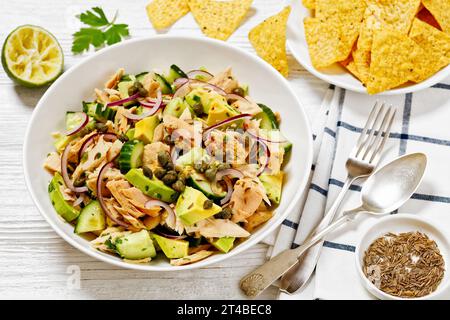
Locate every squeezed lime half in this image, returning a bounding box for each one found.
[2,25,64,87]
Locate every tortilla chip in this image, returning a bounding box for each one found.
[409,18,450,81]
[304,17,347,69]
[146,0,189,30]
[366,27,427,94]
[249,6,291,77]
[315,0,367,61]
[422,0,450,34]
[188,0,253,40]
[302,0,315,10]
[367,0,421,34]
[345,61,363,82]
[352,11,382,84]
[417,7,442,31]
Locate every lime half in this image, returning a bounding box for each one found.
[2,25,64,87]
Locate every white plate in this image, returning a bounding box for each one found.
[356,214,450,300]
[286,0,450,95]
[23,35,313,271]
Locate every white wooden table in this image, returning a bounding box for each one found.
[0,0,327,299]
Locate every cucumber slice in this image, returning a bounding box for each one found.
[116,230,156,260]
[163,97,188,118]
[125,128,135,140]
[135,72,148,83]
[255,103,279,130]
[74,200,105,234]
[82,102,116,122]
[187,172,227,201]
[164,64,187,84]
[65,112,86,132]
[154,73,172,94]
[119,140,144,173]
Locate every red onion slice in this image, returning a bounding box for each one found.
[216,168,244,181]
[139,88,162,109]
[226,93,249,105]
[66,112,89,136]
[203,113,252,139]
[97,162,130,228]
[255,140,271,176]
[173,79,226,99]
[155,229,187,240]
[173,77,189,90]
[106,93,140,107]
[173,80,193,99]
[61,143,89,193]
[220,176,233,205]
[170,147,179,164]
[145,200,177,231]
[187,70,213,81]
[72,194,85,207]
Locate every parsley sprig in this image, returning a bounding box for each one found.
[72,7,129,54]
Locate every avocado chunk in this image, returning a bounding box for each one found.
[134,115,159,144]
[151,233,189,259]
[175,187,222,225]
[116,230,156,260]
[259,172,284,204]
[48,173,80,222]
[125,168,179,203]
[210,237,235,253]
[185,87,223,114]
[206,100,239,126]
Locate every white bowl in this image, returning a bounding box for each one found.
[356,214,450,300]
[23,35,313,271]
[286,0,450,95]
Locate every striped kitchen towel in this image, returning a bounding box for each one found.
[272,80,450,299]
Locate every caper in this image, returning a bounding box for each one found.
[232,87,245,97]
[143,166,153,179]
[73,174,86,188]
[118,133,129,142]
[165,161,175,171]
[194,162,204,172]
[214,207,232,219]
[135,81,143,89]
[194,161,208,173]
[128,84,138,96]
[157,151,170,167]
[172,180,186,193]
[95,123,108,133]
[138,87,148,97]
[162,171,178,186]
[205,167,217,181]
[154,167,167,180]
[163,134,174,145]
[192,103,204,116]
[203,199,214,210]
[177,173,187,183]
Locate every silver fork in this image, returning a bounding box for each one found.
[240,101,397,298]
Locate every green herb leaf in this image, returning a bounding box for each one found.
[72,7,129,54]
[72,28,105,54]
[104,24,129,45]
[78,7,109,27]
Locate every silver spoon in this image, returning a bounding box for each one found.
[240,152,427,298]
